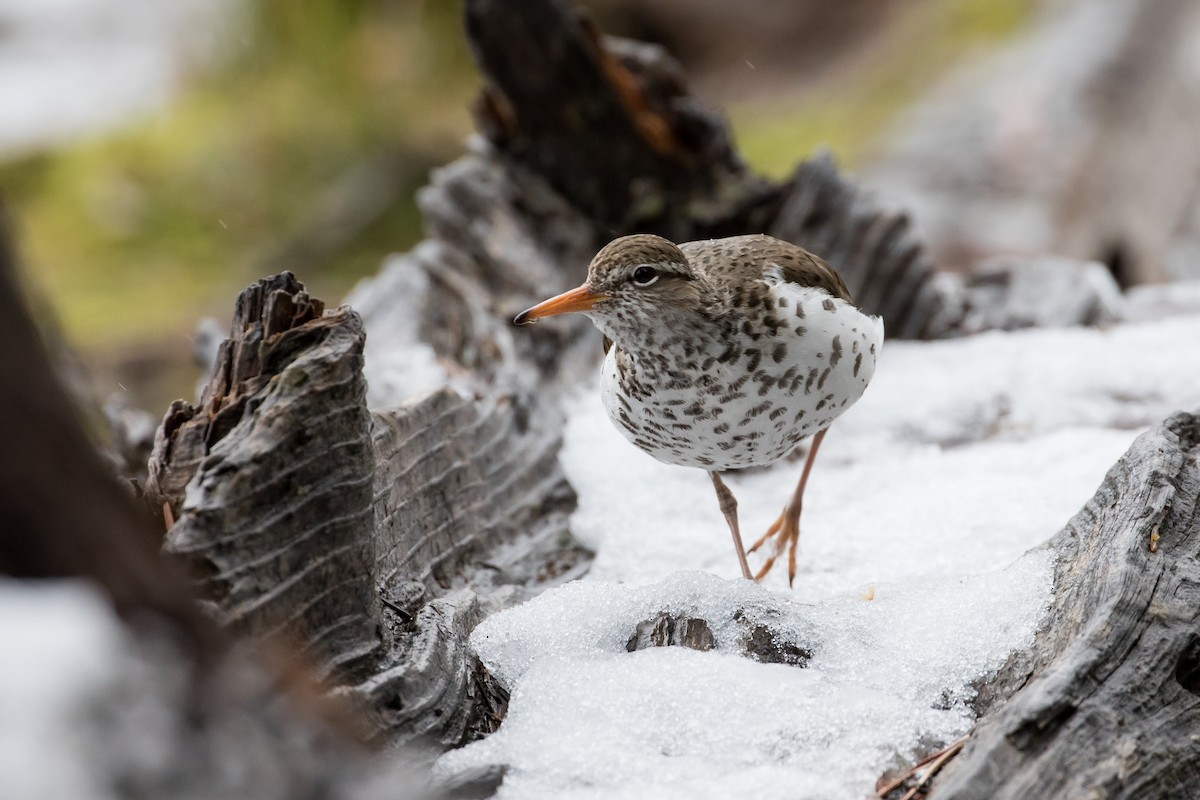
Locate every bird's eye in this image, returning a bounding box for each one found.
[632,266,659,286]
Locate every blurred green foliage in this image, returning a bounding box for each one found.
[4,0,476,352]
[0,0,1033,410]
[733,0,1036,176]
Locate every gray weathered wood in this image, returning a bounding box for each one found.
[924,411,1200,798]
[147,272,586,744]
[134,0,1194,780]
[151,274,379,680]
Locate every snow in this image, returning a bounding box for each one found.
[441,561,1051,800]
[838,315,1200,447]
[0,0,234,155]
[436,311,1200,798]
[345,248,451,409]
[0,579,127,800]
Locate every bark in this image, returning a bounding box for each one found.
[147,272,585,743]
[117,0,1198,788]
[924,412,1200,799]
[154,275,380,681]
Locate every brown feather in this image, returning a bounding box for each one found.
[679,234,852,303]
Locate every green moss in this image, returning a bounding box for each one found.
[3,0,477,355]
[733,0,1037,177]
[4,0,1035,409]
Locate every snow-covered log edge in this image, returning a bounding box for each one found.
[930,410,1200,799]
[140,0,1189,783]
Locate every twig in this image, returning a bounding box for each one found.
[876,735,968,799]
[379,595,413,622]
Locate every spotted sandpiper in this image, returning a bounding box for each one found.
[515,234,882,585]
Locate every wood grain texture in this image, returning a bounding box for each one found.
[155,275,379,680]
[459,0,975,342]
[771,152,965,340]
[929,411,1200,799]
[352,387,583,745]
[371,388,580,593]
[148,273,587,745]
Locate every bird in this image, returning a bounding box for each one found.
[514,233,882,586]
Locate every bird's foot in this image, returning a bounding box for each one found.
[747,507,801,586]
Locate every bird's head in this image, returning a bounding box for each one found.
[514,234,704,345]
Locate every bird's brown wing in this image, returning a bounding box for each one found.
[771,246,853,303]
[680,234,853,303]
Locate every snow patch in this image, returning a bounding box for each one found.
[442,555,1051,799]
[0,580,127,800]
[563,386,1130,595]
[840,316,1200,446]
[344,248,450,408]
[438,308,1200,798]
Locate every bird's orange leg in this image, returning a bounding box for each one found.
[748,427,828,586]
[709,471,753,580]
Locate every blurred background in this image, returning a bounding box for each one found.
[2,0,1197,414]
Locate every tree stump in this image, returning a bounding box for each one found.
[130,0,1196,786]
[927,411,1200,799]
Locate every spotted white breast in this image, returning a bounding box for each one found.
[600,282,883,471]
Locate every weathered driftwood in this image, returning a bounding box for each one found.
[134,0,1194,782]
[152,274,380,681]
[468,0,947,322]
[146,273,584,744]
[147,274,331,516]
[0,209,432,800]
[921,411,1200,798]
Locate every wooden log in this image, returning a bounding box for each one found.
[924,411,1200,798]
[152,275,380,681]
[0,206,433,799]
[147,273,329,517]
[455,0,963,342]
[369,387,581,594]
[146,272,586,744]
[133,0,1180,771]
[465,0,776,240]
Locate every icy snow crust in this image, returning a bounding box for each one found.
[446,563,1050,799]
[438,313,1200,799]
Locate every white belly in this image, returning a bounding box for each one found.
[600,287,883,471]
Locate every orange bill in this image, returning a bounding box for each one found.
[513,285,608,325]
